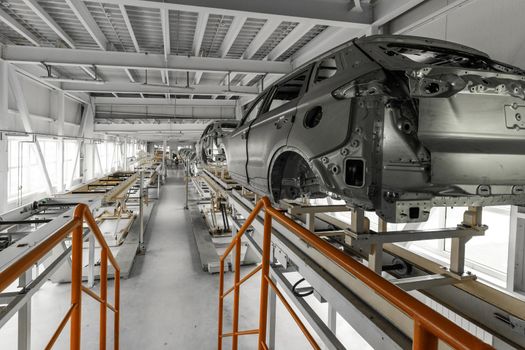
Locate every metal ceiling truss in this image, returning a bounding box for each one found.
[0,0,430,140]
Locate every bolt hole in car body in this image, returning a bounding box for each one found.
[221,35,525,223]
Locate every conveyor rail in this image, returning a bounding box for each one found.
[218,196,492,350]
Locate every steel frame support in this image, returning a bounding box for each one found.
[2,45,292,75]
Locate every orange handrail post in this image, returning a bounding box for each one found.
[257,211,272,349]
[218,257,225,350]
[100,247,108,350]
[217,197,494,350]
[71,208,84,350]
[414,321,438,350]
[232,235,242,350]
[0,203,121,350]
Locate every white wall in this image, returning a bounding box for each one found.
[389,0,525,69]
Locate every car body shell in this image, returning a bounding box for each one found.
[222,34,525,223]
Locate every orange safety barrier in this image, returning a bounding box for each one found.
[0,204,120,350]
[218,197,493,350]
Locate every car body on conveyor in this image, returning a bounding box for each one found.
[196,121,239,164]
[223,34,525,223]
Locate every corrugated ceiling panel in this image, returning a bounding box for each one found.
[0,0,59,46]
[168,9,198,55]
[0,22,31,45]
[85,1,136,52]
[225,17,266,59]
[276,25,328,61]
[251,21,298,60]
[38,0,99,49]
[200,14,233,58]
[126,5,162,53]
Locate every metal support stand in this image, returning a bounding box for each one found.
[18,269,32,350]
[138,171,145,254]
[450,206,482,276]
[184,161,189,210]
[305,212,315,232]
[157,170,161,200]
[327,303,337,334]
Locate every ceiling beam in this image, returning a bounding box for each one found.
[2,45,292,75]
[83,0,373,29]
[0,8,40,46]
[64,0,107,50]
[94,97,237,105]
[193,12,208,56]
[193,12,209,85]
[62,82,259,95]
[95,113,234,121]
[119,4,140,52]
[372,0,429,27]
[95,123,207,132]
[160,8,170,85]
[21,0,76,48]
[219,16,246,57]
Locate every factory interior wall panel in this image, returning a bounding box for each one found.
[391,0,525,69]
[5,72,82,136]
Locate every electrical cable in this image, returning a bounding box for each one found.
[292,278,314,298]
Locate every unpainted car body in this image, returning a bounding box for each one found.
[196,121,239,164]
[223,34,525,223]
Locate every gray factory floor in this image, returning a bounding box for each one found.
[0,168,369,349]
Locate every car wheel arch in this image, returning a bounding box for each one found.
[266,146,328,203]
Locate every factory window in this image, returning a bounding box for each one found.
[7,137,82,204]
[8,136,43,203]
[64,140,80,187]
[96,141,122,175]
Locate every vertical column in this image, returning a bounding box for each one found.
[55,90,65,192]
[123,138,128,170]
[82,101,95,181]
[162,139,167,181]
[0,60,9,213]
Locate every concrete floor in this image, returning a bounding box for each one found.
[0,169,371,349]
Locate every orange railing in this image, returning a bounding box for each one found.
[0,204,120,350]
[218,197,493,350]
